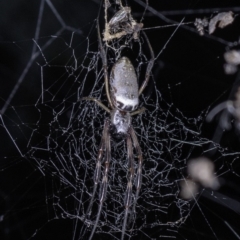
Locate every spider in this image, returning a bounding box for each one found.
[82,5,154,240]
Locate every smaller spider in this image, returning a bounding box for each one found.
[103,3,143,42]
[82,18,154,240]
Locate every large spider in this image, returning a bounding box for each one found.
[82,4,154,240]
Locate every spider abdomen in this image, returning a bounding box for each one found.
[110,57,139,112]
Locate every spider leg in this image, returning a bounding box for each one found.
[97,20,114,109]
[80,120,108,238]
[82,97,111,113]
[85,119,109,220]
[130,107,146,116]
[138,31,155,96]
[121,133,135,240]
[89,119,111,240]
[128,126,143,224]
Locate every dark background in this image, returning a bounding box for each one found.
[0,0,240,239]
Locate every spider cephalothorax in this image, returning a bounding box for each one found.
[110,109,131,137]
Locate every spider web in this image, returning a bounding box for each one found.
[0,1,240,240]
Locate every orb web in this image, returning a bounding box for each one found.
[0,1,240,240]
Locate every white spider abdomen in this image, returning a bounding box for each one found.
[110,57,139,112]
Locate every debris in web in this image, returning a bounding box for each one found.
[188,157,220,189]
[194,11,235,36]
[194,17,209,36]
[180,157,219,199]
[207,86,240,130]
[209,11,235,34]
[180,179,198,199]
[224,50,240,74]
